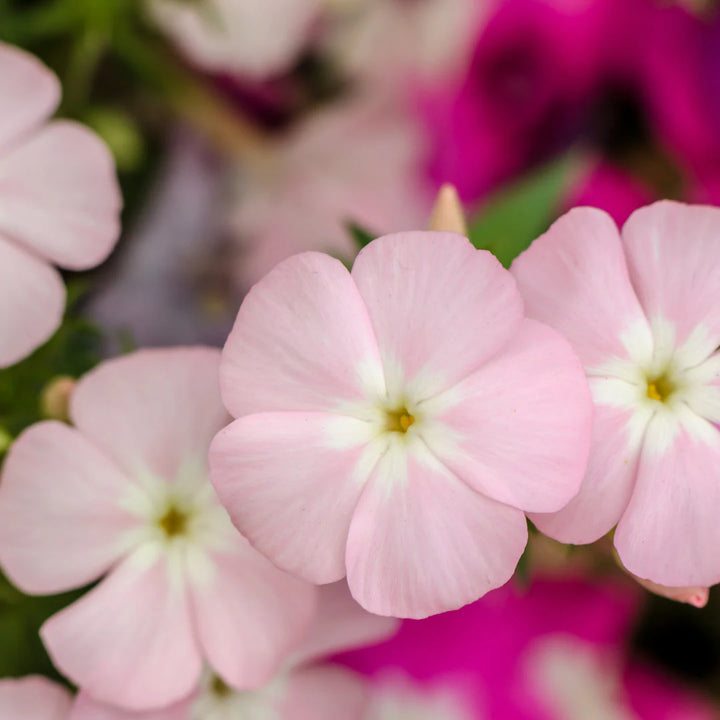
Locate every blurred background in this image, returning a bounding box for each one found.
[2,0,720,716]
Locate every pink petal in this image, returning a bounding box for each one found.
[71,347,228,480]
[346,444,528,618]
[427,319,592,513]
[351,232,523,397]
[0,120,121,269]
[0,676,72,720]
[71,694,187,720]
[220,252,384,417]
[210,412,374,584]
[614,417,720,587]
[622,201,720,361]
[0,234,64,368]
[530,404,642,544]
[512,207,652,369]
[0,421,135,594]
[0,43,59,150]
[189,536,317,690]
[292,581,400,665]
[280,666,368,720]
[41,552,201,710]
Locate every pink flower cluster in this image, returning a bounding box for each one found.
[2,38,720,718]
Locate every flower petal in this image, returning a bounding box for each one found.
[425,319,592,513]
[0,421,135,594]
[210,412,376,584]
[512,207,653,369]
[621,201,720,362]
[0,121,120,269]
[280,666,368,720]
[351,232,523,398]
[42,551,201,711]
[0,677,72,720]
[614,412,720,587]
[530,403,643,544]
[220,252,385,417]
[189,535,316,690]
[0,234,64,368]
[71,694,187,720]
[346,441,528,618]
[292,581,400,665]
[0,43,59,149]
[71,347,227,480]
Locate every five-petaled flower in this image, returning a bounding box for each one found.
[513,201,720,587]
[0,348,316,711]
[210,230,593,619]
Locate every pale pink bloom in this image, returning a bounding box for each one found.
[626,575,709,608]
[70,581,397,720]
[210,231,593,618]
[324,0,489,92]
[0,348,316,711]
[148,0,320,80]
[0,676,72,720]
[0,43,121,367]
[512,201,720,587]
[229,97,430,289]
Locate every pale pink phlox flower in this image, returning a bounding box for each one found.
[70,581,399,720]
[0,42,121,367]
[513,201,720,587]
[211,230,593,619]
[0,676,72,720]
[0,348,316,711]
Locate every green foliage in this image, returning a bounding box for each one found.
[347,222,377,251]
[468,154,578,267]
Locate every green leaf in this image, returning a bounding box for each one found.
[346,222,377,251]
[468,154,578,267]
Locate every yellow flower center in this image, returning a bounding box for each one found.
[158,505,189,537]
[385,407,415,433]
[646,373,674,402]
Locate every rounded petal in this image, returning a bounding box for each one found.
[0,676,72,720]
[210,412,375,584]
[0,235,64,368]
[0,43,59,149]
[42,551,201,711]
[280,666,368,720]
[71,347,227,480]
[615,414,720,587]
[189,536,317,690]
[71,694,187,720]
[346,442,528,619]
[531,403,643,544]
[0,120,121,269]
[621,201,720,362]
[425,319,592,513]
[220,252,384,417]
[512,207,653,369]
[0,421,135,594]
[351,232,523,398]
[292,581,400,666]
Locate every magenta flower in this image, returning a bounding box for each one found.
[210,231,592,619]
[70,582,396,720]
[0,677,72,719]
[0,348,316,711]
[0,43,121,367]
[513,201,720,587]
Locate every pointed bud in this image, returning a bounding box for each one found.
[41,376,76,422]
[427,184,468,235]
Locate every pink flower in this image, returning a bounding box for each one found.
[148,0,320,80]
[512,201,720,587]
[0,676,72,719]
[210,231,592,618]
[0,348,316,711]
[70,582,396,720]
[0,43,121,367]
[228,97,430,289]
